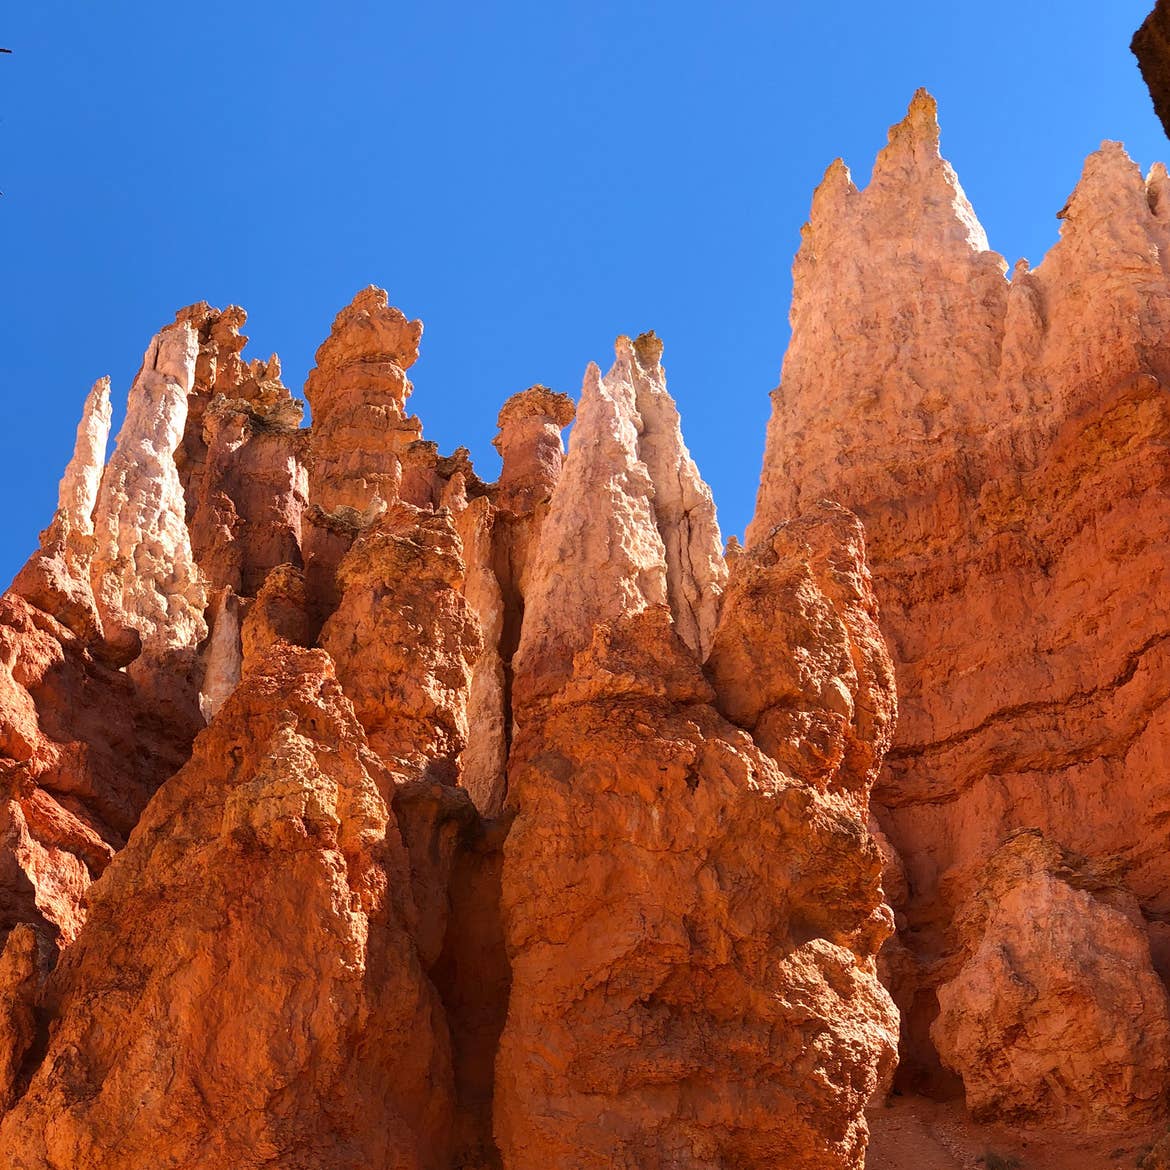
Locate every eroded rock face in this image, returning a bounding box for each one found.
[12,378,111,644]
[0,286,900,1168]
[176,302,308,599]
[0,646,455,1170]
[90,321,207,661]
[1135,1,1170,139]
[751,90,1170,1107]
[933,832,1170,1129]
[319,504,481,783]
[496,350,897,1169]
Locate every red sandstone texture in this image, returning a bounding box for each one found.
[752,90,1170,1137]
[1,85,1168,1168]
[0,285,897,1169]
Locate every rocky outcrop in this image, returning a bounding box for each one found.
[496,348,897,1169]
[319,504,481,783]
[751,90,1170,1107]
[176,302,307,599]
[455,387,575,817]
[0,281,905,1168]
[709,503,895,808]
[90,321,207,664]
[0,646,455,1170]
[933,832,1170,1129]
[11,379,111,644]
[1135,1,1170,139]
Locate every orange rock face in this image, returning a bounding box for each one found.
[932,831,1170,1130]
[0,646,455,1170]
[496,347,896,1169]
[752,90,1170,1128]
[0,284,899,1168]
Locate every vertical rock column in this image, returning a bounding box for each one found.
[454,386,575,817]
[89,320,208,674]
[496,341,896,1170]
[12,379,112,644]
[302,288,429,625]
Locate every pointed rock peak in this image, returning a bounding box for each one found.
[864,88,993,255]
[1055,141,1148,229]
[888,87,940,149]
[608,331,727,660]
[326,285,423,370]
[632,329,664,370]
[870,88,944,182]
[58,378,113,530]
[809,157,858,218]
[511,356,668,705]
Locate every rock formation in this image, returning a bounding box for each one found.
[1135,1,1170,138]
[751,89,1170,1130]
[932,831,1170,1130]
[496,346,896,1169]
[7,83,1166,1160]
[0,287,900,1169]
[0,646,455,1170]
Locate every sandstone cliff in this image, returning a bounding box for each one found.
[0,292,897,1168]
[752,90,1170,1129]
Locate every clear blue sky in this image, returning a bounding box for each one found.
[0,2,1163,587]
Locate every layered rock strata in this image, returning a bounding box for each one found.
[751,90,1170,1124]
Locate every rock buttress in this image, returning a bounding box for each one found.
[495,344,897,1169]
[751,90,1170,1118]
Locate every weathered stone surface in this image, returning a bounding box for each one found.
[176,302,308,600]
[751,90,1170,1104]
[492,385,575,515]
[0,925,42,1112]
[1135,1,1170,139]
[933,832,1170,1130]
[709,502,894,809]
[90,321,207,661]
[12,379,112,644]
[0,595,198,950]
[0,286,905,1168]
[617,332,726,659]
[319,504,481,783]
[0,646,455,1170]
[304,286,424,517]
[496,345,897,1169]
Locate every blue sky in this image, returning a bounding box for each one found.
[0,2,1163,587]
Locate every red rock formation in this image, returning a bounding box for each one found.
[176,302,308,599]
[752,90,1170,1125]
[496,346,897,1169]
[932,831,1170,1130]
[0,286,904,1168]
[319,503,481,783]
[456,386,575,816]
[0,646,455,1170]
